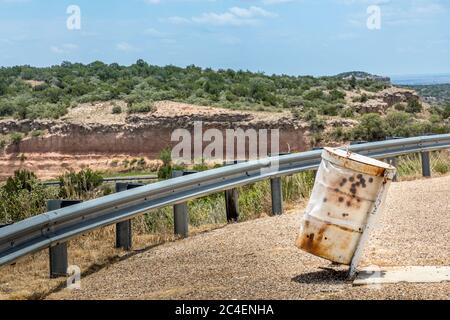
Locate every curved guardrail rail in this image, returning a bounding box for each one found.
[1,134,449,273]
[41,175,158,186]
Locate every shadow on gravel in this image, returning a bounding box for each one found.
[291,268,349,284]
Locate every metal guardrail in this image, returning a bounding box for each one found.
[41,175,158,186]
[0,134,449,275]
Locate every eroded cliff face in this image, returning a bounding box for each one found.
[0,86,421,181]
[0,102,310,180]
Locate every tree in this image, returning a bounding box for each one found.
[353,113,386,141]
[443,103,450,119]
[406,99,422,114]
[349,75,357,89]
[0,77,8,95]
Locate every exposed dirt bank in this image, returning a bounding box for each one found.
[0,102,311,180]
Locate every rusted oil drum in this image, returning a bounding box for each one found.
[296,147,396,265]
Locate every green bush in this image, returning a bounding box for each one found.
[112,105,122,114]
[328,89,345,102]
[303,89,324,101]
[58,169,103,199]
[443,103,450,119]
[309,115,326,133]
[10,132,23,144]
[31,130,44,137]
[339,107,354,118]
[128,101,155,114]
[291,108,302,120]
[157,148,175,180]
[406,99,422,114]
[352,113,386,141]
[394,103,406,111]
[0,170,58,223]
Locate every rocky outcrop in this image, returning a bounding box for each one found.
[348,88,420,115]
[380,88,419,107]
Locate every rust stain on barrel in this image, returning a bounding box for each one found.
[296,218,359,260]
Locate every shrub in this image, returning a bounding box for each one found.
[307,113,326,133]
[157,148,175,180]
[0,170,57,223]
[330,126,345,140]
[128,101,155,114]
[31,130,44,137]
[24,102,68,119]
[394,103,406,111]
[443,103,450,119]
[339,107,354,118]
[4,169,37,194]
[112,105,122,114]
[303,89,324,101]
[354,93,369,103]
[303,109,318,122]
[10,132,23,144]
[328,89,345,102]
[352,113,386,141]
[291,108,302,120]
[58,169,103,199]
[434,162,449,174]
[406,99,422,114]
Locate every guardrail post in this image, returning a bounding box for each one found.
[47,200,82,278]
[421,151,431,177]
[386,157,398,182]
[225,188,239,222]
[270,177,283,215]
[115,183,144,250]
[223,161,240,223]
[172,171,190,237]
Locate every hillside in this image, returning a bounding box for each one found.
[0,61,395,118]
[406,83,450,104]
[0,61,449,180]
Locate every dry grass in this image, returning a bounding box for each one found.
[397,150,450,181]
[0,220,232,300]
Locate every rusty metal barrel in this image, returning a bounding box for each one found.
[296,147,396,265]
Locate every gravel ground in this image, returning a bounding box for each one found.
[49,176,450,300]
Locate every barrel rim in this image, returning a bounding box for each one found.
[322,147,396,177]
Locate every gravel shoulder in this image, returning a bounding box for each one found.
[49,176,450,300]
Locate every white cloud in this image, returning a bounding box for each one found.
[116,42,139,52]
[169,6,277,27]
[343,0,447,27]
[144,28,165,37]
[229,6,276,18]
[50,43,78,54]
[165,16,191,25]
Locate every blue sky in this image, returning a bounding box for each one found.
[0,0,449,77]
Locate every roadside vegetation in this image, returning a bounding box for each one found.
[0,61,389,120]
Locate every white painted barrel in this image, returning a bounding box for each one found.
[296,147,396,265]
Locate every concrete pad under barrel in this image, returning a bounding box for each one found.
[353,266,450,285]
